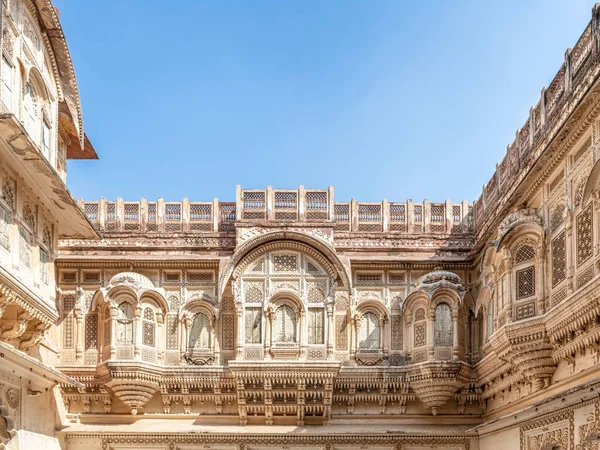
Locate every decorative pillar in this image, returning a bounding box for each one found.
[298,309,305,358]
[452,310,459,361]
[264,306,272,359]
[74,308,84,363]
[505,254,514,323]
[156,311,164,364]
[326,303,334,359]
[236,306,244,360]
[109,304,118,359]
[428,310,435,359]
[134,305,142,359]
[181,314,191,363]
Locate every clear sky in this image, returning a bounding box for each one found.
[55,0,595,203]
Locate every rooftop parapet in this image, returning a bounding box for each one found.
[78,186,473,236]
[473,5,600,234]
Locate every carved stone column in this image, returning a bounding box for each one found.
[180,314,191,363]
[428,310,435,359]
[156,312,164,364]
[75,308,84,363]
[452,310,459,361]
[134,305,142,359]
[298,309,305,358]
[110,303,118,359]
[326,303,334,359]
[264,306,272,360]
[236,306,244,360]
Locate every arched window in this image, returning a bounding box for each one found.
[116,302,134,345]
[142,307,155,347]
[434,303,453,347]
[273,305,296,344]
[358,312,380,350]
[22,83,40,143]
[189,312,211,350]
[486,301,494,340]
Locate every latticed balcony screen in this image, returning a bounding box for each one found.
[243,191,266,220]
[105,202,116,231]
[306,191,328,220]
[147,203,157,231]
[124,203,140,231]
[358,204,382,232]
[389,203,406,232]
[190,203,212,231]
[430,204,445,233]
[219,203,236,231]
[334,203,350,231]
[165,203,182,232]
[84,203,99,225]
[274,191,298,220]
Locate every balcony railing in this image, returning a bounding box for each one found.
[79,186,472,235]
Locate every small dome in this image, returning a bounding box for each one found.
[418,269,462,286]
[109,272,154,289]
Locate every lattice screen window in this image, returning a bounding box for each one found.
[244,281,264,303]
[335,315,348,350]
[516,266,535,300]
[0,203,11,250]
[168,294,180,311]
[221,315,235,350]
[334,203,350,231]
[391,315,403,350]
[63,315,74,349]
[142,307,155,347]
[552,231,566,287]
[188,312,210,350]
[358,312,379,350]
[306,191,328,220]
[166,314,179,350]
[389,203,406,232]
[307,280,326,303]
[190,203,212,231]
[123,203,140,231]
[103,306,111,346]
[307,309,324,345]
[358,204,382,232]
[452,205,461,224]
[272,254,297,272]
[413,309,426,348]
[245,307,262,344]
[574,180,586,207]
[576,204,593,266]
[165,203,182,232]
[274,191,297,220]
[515,245,535,264]
[549,204,565,234]
[187,272,213,283]
[430,204,445,233]
[434,303,453,347]
[355,273,382,286]
[219,202,236,231]
[105,202,116,231]
[85,314,98,351]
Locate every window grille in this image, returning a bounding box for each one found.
[273,305,296,344]
[85,314,98,351]
[164,272,180,282]
[123,203,140,231]
[274,191,297,221]
[84,203,99,225]
[147,203,157,231]
[515,245,535,264]
[272,254,297,272]
[62,272,77,283]
[549,204,565,233]
[552,231,566,287]
[83,272,100,283]
[355,273,382,286]
[334,203,350,231]
[63,315,74,349]
[105,202,116,231]
[452,205,461,223]
[242,191,266,220]
[187,272,213,283]
[219,203,236,231]
[244,281,264,302]
[576,204,593,266]
[358,204,382,232]
[103,309,111,347]
[0,203,10,250]
[577,265,595,290]
[388,273,404,284]
[516,266,535,300]
[245,307,262,344]
[430,204,445,233]
[434,303,453,347]
[166,314,178,349]
[391,315,403,350]
[168,295,180,311]
[190,203,212,231]
[306,191,328,220]
[307,309,324,345]
[389,203,406,232]
[188,312,210,350]
[165,203,182,232]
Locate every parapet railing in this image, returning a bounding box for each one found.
[473,10,600,231]
[79,186,473,235]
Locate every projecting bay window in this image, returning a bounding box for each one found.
[245,307,262,344]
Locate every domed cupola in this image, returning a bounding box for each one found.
[109,271,155,290]
[415,268,465,297]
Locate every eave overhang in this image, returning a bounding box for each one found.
[0,114,100,239]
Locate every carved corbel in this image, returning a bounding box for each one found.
[1,311,30,340]
[20,322,50,350]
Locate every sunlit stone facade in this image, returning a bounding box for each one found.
[2,1,600,449]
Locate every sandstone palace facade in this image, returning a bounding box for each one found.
[1,1,600,449]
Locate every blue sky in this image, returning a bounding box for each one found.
[55,0,595,203]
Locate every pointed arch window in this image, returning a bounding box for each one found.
[434,303,453,347]
[189,312,211,350]
[358,312,380,351]
[116,302,134,345]
[273,305,296,344]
